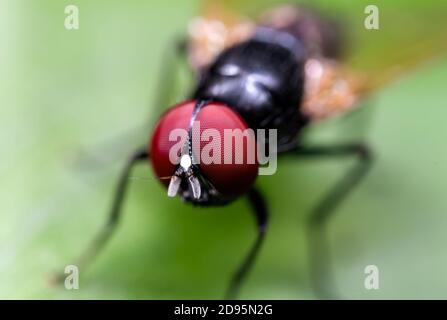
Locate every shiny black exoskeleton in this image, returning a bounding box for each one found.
[193,27,309,147]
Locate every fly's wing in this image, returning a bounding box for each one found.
[199,0,447,84]
[300,0,447,120]
[194,0,447,120]
[339,1,447,87]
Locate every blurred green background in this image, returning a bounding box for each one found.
[1,0,446,299]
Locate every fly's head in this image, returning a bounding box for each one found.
[149,100,259,204]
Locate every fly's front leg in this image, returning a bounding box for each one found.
[225,188,269,299]
[51,148,149,284]
[285,143,373,299]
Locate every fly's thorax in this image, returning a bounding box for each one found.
[193,39,307,146]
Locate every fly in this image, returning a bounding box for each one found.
[53,2,447,299]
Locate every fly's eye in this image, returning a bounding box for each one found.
[149,101,193,186]
[149,100,259,199]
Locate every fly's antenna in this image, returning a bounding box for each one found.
[167,99,212,199]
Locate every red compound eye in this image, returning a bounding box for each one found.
[149,100,259,199]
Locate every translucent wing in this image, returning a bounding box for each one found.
[198,0,447,79]
[193,0,447,119]
[310,0,447,90]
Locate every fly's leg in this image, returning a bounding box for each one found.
[285,143,373,299]
[225,188,269,299]
[51,148,149,284]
